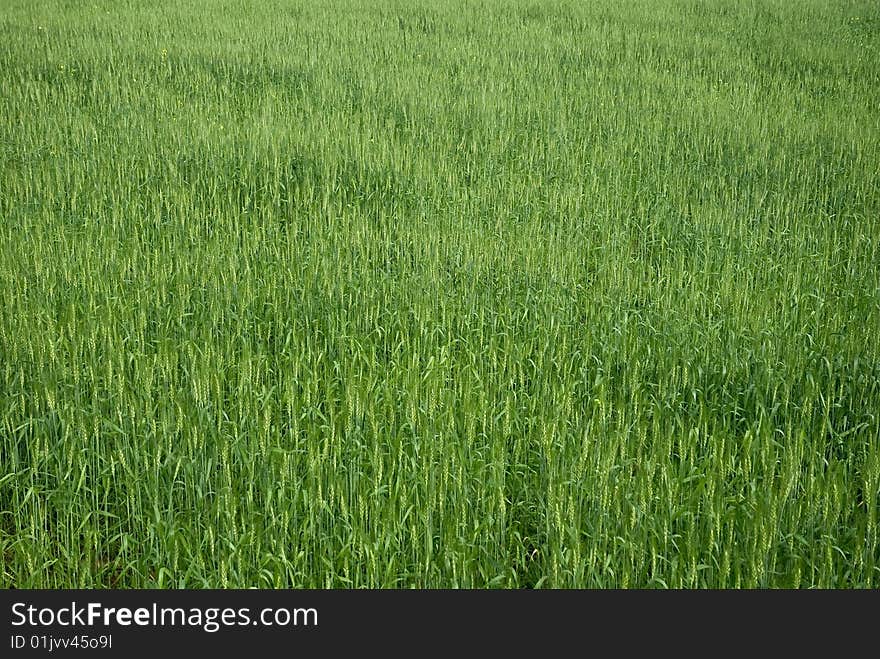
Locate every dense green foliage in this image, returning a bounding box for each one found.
[1,0,879,587]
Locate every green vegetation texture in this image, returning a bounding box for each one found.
[1,0,879,587]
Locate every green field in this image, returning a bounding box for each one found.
[1,0,879,588]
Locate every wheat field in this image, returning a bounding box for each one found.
[1,0,878,587]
